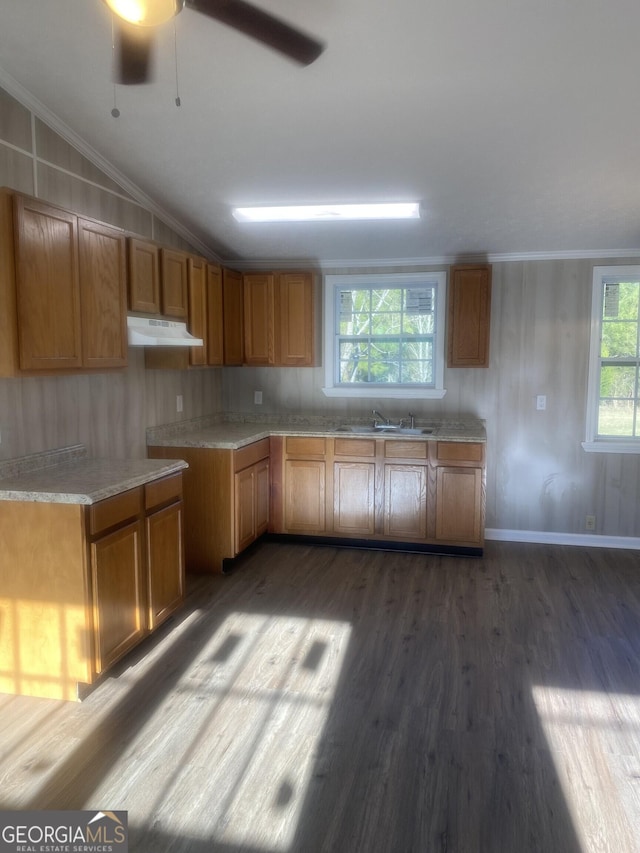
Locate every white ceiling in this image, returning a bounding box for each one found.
[1,0,640,267]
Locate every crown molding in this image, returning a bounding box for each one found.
[0,66,219,261]
[228,248,640,272]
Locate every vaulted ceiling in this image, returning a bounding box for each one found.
[1,0,639,266]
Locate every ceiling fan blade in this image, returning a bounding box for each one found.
[114,20,155,84]
[186,0,324,66]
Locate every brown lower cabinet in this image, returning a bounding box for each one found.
[0,473,185,701]
[148,435,485,577]
[148,438,270,573]
[271,436,485,551]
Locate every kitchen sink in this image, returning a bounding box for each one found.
[333,425,434,435]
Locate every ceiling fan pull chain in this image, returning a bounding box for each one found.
[110,15,120,116]
[174,21,182,107]
[111,85,120,118]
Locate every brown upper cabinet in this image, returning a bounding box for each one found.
[187,256,207,366]
[128,239,191,323]
[447,263,492,368]
[206,263,224,366]
[205,265,245,366]
[160,247,189,319]
[277,272,315,365]
[128,237,160,313]
[206,264,244,367]
[77,218,128,369]
[0,189,127,376]
[243,272,275,365]
[222,267,244,365]
[243,270,315,367]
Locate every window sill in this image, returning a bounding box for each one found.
[582,440,640,454]
[322,387,447,400]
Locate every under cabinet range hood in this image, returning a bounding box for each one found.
[127,316,204,347]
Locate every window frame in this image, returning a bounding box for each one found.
[583,265,640,454]
[322,271,447,399]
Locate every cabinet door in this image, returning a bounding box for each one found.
[187,256,207,366]
[160,248,188,319]
[234,456,269,554]
[14,195,82,370]
[91,520,145,674]
[222,268,244,365]
[146,501,185,630]
[447,264,491,367]
[276,272,314,365]
[435,466,483,544]
[334,461,375,535]
[383,463,428,539]
[255,457,270,537]
[284,459,326,532]
[128,237,160,313]
[235,465,257,554]
[206,264,224,366]
[78,218,128,368]
[243,273,275,365]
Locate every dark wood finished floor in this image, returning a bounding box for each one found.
[1,541,639,852]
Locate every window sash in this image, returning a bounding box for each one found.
[333,282,439,388]
[323,272,447,400]
[584,266,640,451]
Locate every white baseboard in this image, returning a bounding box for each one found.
[485,528,640,551]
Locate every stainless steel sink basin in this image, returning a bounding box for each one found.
[333,425,434,435]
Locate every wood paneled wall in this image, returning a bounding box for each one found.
[0,87,222,461]
[223,260,640,539]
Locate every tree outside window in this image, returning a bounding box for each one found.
[598,279,640,437]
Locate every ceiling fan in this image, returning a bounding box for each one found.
[103,0,325,84]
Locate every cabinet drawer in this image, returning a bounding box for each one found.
[435,442,484,463]
[334,438,376,458]
[234,438,270,472]
[285,436,326,458]
[145,473,183,511]
[89,487,142,536]
[384,440,428,459]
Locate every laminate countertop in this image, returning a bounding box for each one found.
[147,415,487,451]
[0,445,187,504]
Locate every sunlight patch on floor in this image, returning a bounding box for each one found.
[532,684,640,853]
[89,611,352,851]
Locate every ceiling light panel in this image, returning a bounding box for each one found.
[232,203,421,223]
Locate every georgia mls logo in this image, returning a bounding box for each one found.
[0,810,128,853]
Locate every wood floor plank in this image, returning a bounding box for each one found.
[1,540,639,852]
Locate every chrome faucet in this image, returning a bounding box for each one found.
[372,409,391,426]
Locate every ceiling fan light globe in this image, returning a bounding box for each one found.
[103,0,183,27]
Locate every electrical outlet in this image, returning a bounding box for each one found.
[254,391,263,405]
[586,515,596,531]
[536,395,547,410]
[176,394,183,413]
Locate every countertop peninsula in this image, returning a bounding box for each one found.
[0,445,188,504]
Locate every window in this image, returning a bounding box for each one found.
[584,265,640,453]
[323,272,447,399]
